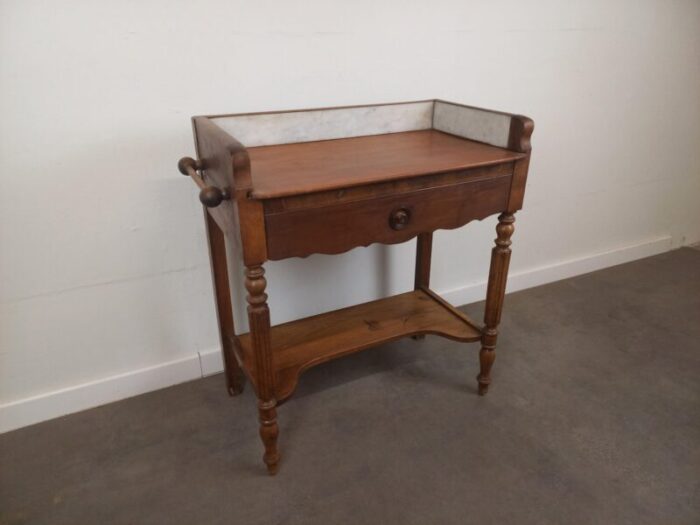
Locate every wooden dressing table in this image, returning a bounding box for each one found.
[177,100,534,474]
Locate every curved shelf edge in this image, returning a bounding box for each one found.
[233,289,482,404]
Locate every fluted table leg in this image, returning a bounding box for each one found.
[245,265,280,474]
[477,213,515,395]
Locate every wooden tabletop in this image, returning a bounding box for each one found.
[246,129,525,199]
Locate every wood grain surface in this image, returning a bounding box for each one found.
[234,289,482,402]
[247,130,525,199]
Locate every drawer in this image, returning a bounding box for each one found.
[264,171,512,260]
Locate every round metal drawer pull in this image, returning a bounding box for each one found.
[389,207,411,230]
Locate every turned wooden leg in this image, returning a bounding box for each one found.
[412,232,433,340]
[244,265,280,474]
[205,212,244,396]
[478,213,515,395]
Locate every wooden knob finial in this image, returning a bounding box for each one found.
[178,156,229,207]
[199,186,225,207]
[178,156,198,175]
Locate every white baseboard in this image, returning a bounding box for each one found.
[0,354,207,434]
[199,347,225,377]
[440,235,673,307]
[0,234,673,434]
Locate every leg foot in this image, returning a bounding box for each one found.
[477,346,495,395]
[258,399,280,475]
[227,373,245,397]
[224,344,245,396]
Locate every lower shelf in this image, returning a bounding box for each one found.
[233,288,482,401]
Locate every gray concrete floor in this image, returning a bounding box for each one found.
[1,248,699,525]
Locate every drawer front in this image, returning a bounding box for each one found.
[264,174,511,260]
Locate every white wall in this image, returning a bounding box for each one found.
[1,0,699,432]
